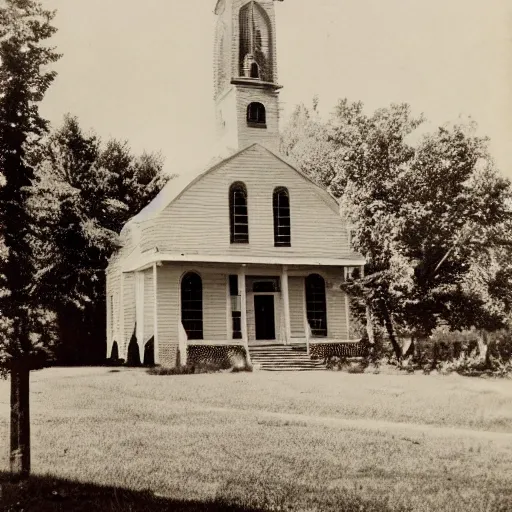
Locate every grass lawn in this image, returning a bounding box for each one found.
[0,367,511,511]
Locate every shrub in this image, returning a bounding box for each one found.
[147,357,253,376]
[147,361,223,375]
[325,355,368,373]
[147,365,195,376]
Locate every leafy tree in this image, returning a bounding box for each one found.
[29,115,170,364]
[281,99,512,360]
[280,100,337,189]
[0,0,60,477]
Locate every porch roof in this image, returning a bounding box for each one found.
[122,251,366,273]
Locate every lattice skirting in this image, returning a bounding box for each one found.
[187,345,249,368]
[310,342,367,359]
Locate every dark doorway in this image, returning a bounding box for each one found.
[254,295,276,340]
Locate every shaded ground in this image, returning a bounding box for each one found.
[0,368,511,511]
[0,472,265,512]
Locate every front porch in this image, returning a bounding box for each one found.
[112,261,364,368]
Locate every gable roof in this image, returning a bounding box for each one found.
[126,143,340,229]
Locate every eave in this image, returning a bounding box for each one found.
[122,252,366,273]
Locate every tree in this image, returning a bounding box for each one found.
[29,115,170,365]
[281,99,512,359]
[280,100,338,190]
[0,0,60,478]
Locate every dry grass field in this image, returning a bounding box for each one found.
[0,367,511,511]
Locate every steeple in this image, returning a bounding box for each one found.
[214,0,283,153]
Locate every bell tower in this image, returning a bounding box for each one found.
[214,0,283,153]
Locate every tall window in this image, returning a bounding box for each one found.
[273,187,291,247]
[305,274,327,337]
[247,102,266,126]
[229,182,249,243]
[181,272,203,340]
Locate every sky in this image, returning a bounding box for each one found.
[41,0,512,177]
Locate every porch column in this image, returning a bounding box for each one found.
[238,267,248,344]
[120,272,126,360]
[281,265,291,345]
[303,283,311,355]
[135,271,145,363]
[153,262,159,364]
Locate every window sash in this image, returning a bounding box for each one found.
[181,273,203,340]
[230,184,249,244]
[273,189,291,247]
[305,275,327,337]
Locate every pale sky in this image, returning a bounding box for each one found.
[41,0,512,177]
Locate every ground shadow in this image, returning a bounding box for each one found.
[0,472,264,512]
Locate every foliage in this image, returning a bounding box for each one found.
[0,0,60,372]
[282,99,512,359]
[28,115,170,364]
[325,355,368,373]
[147,360,252,375]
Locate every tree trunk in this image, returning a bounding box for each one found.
[365,304,375,345]
[402,337,415,358]
[381,304,402,360]
[10,361,30,479]
[476,331,488,361]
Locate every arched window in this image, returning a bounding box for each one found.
[229,182,249,243]
[250,62,260,78]
[239,1,273,81]
[273,187,291,247]
[305,274,327,337]
[247,102,266,126]
[181,272,203,340]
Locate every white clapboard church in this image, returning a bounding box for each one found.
[106,0,365,369]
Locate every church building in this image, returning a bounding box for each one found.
[106,0,365,369]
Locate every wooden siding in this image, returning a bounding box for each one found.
[105,218,143,358]
[288,276,305,337]
[106,260,122,355]
[140,146,351,260]
[322,268,349,339]
[203,271,229,340]
[235,86,280,152]
[143,268,154,343]
[156,265,181,367]
[123,272,136,358]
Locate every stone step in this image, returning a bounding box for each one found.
[250,356,315,360]
[251,360,317,364]
[249,344,307,349]
[250,354,312,358]
[253,360,322,364]
[252,359,311,362]
[258,367,325,372]
[248,344,326,371]
[255,361,323,366]
[249,349,307,353]
[249,350,308,356]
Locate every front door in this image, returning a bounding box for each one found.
[254,295,276,340]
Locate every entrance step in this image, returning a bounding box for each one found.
[249,344,326,372]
